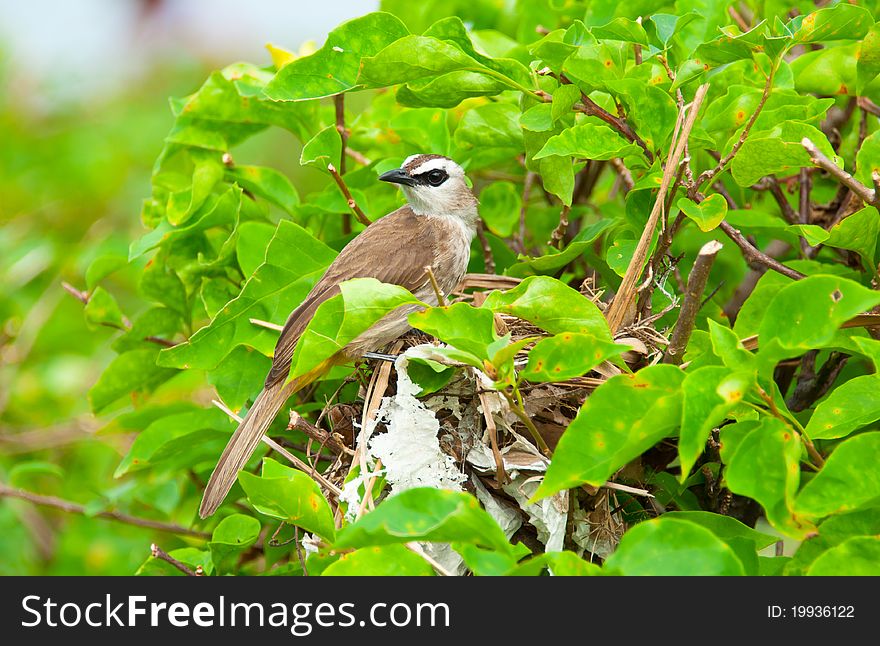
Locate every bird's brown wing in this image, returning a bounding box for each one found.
[265,206,436,387]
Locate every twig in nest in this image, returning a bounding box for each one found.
[664,240,723,364]
[151,543,203,576]
[211,400,342,499]
[478,391,508,485]
[327,163,371,227]
[289,410,354,457]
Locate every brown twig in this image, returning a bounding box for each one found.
[767,176,799,225]
[802,138,878,206]
[345,147,371,166]
[718,221,804,280]
[150,543,203,576]
[327,163,371,227]
[664,240,723,364]
[0,482,210,538]
[609,158,634,193]
[548,205,571,249]
[515,172,536,254]
[424,265,448,307]
[289,410,354,457]
[606,83,710,332]
[478,391,508,486]
[334,94,351,234]
[475,221,496,274]
[695,65,775,192]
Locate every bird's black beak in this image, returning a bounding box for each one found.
[379,168,417,187]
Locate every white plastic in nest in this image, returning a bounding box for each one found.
[366,346,467,495]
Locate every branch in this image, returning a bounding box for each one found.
[288,411,354,457]
[802,137,878,206]
[515,171,536,254]
[695,66,775,191]
[664,240,723,364]
[573,95,653,163]
[548,205,571,249]
[249,317,283,332]
[475,221,496,275]
[609,158,634,193]
[718,221,805,281]
[334,94,351,234]
[150,543,203,576]
[327,163,371,227]
[0,482,210,538]
[605,83,710,332]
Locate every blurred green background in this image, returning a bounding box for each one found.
[0,0,375,575]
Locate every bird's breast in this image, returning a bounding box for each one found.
[430,215,475,295]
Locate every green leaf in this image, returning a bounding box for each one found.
[479,181,521,237]
[785,224,829,246]
[207,345,272,410]
[857,24,880,95]
[605,239,636,277]
[209,514,261,572]
[333,488,514,555]
[724,417,809,538]
[235,221,276,278]
[166,154,224,226]
[482,275,611,338]
[506,219,614,277]
[238,458,336,541]
[604,518,745,575]
[794,432,880,521]
[89,349,179,414]
[551,84,581,122]
[291,278,423,382]
[535,364,685,499]
[758,275,880,351]
[264,12,409,100]
[539,154,575,206]
[83,287,126,330]
[805,375,880,440]
[520,333,627,382]
[792,4,873,44]
[591,17,649,45]
[158,221,337,371]
[542,551,603,576]
[679,366,753,482]
[533,123,643,161]
[408,302,497,363]
[678,194,728,232]
[453,102,523,163]
[807,536,880,576]
[322,544,434,576]
[226,166,299,215]
[730,122,839,187]
[300,126,343,174]
[85,254,127,291]
[519,103,553,132]
[114,408,234,477]
[662,511,778,550]
[405,357,456,396]
[825,207,879,269]
[359,36,490,88]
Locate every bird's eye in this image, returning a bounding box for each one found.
[426,169,447,186]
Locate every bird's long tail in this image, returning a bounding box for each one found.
[199,380,296,518]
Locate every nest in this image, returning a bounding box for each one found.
[284,275,670,571]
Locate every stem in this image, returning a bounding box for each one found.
[717,221,805,281]
[334,93,350,234]
[515,171,536,254]
[664,240,723,364]
[327,163,371,227]
[502,389,551,456]
[151,543,202,576]
[0,482,210,538]
[802,138,878,206]
[548,205,571,249]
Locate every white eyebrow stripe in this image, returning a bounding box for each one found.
[410,157,454,175]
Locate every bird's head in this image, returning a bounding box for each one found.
[379,154,478,225]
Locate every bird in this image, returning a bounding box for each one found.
[199,154,479,518]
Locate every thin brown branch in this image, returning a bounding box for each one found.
[515,171,536,254]
[478,391,508,486]
[695,66,775,191]
[334,94,351,234]
[475,221,495,275]
[249,317,284,332]
[345,147,371,166]
[61,281,89,304]
[151,543,203,576]
[606,83,710,332]
[548,205,571,249]
[718,221,805,281]
[802,138,878,206]
[575,95,654,163]
[424,265,448,307]
[609,158,634,193]
[767,176,799,224]
[0,482,210,538]
[289,411,354,457]
[327,163,371,227]
[664,240,723,364]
